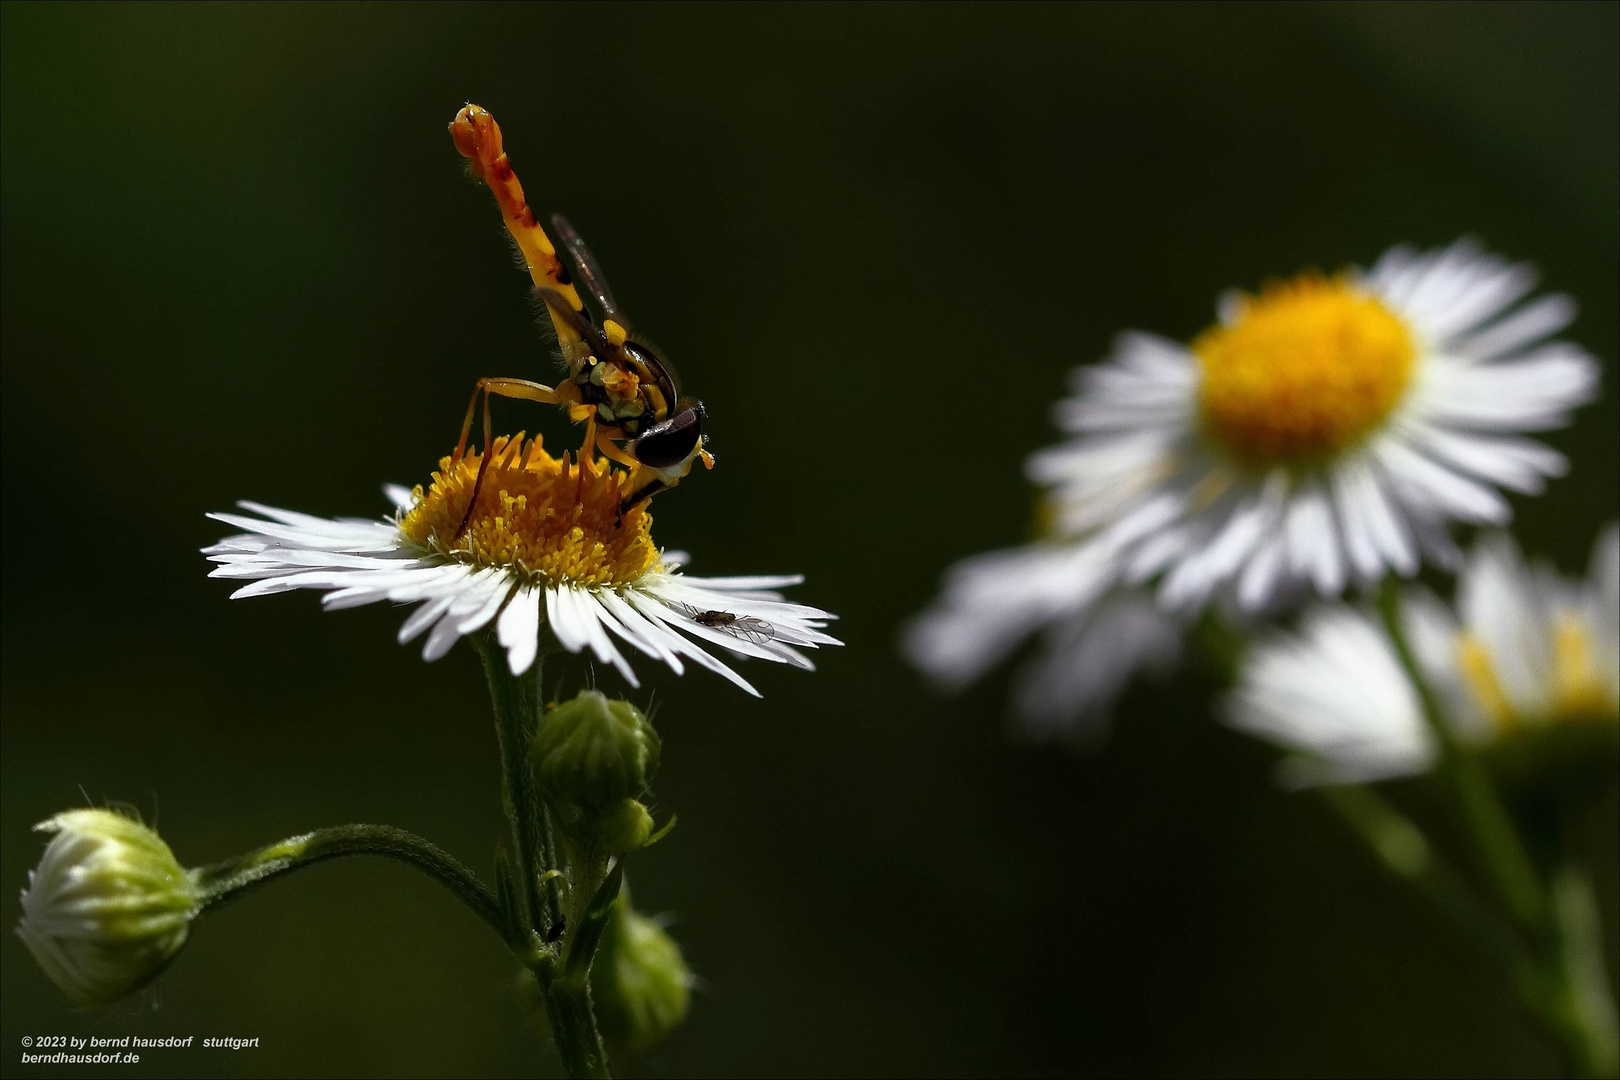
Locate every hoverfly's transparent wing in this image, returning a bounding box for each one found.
[533,285,609,364]
[552,213,623,325]
[553,212,692,401]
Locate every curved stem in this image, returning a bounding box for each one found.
[192,824,504,943]
[1376,578,1548,934]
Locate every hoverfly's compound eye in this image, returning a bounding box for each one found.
[632,405,703,469]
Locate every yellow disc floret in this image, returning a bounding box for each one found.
[1194,272,1417,466]
[400,435,660,587]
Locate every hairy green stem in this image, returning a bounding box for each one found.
[192,824,504,942]
[474,633,552,939]
[474,630,609,1078]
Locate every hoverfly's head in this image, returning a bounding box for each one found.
[631,398,708,483]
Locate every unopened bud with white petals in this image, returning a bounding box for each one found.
[16,809,200,1006]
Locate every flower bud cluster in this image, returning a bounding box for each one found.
[531,690,662,851]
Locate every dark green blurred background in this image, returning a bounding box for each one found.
[3,3,1617,1076]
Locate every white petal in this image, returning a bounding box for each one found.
[1284,483,1346,597]
[567,588,638,687]
[1455,294,1575,361]
[598,589,686,674]
[546,586,590,654]
[498,588,542,676]
[1375,439,1510,524]
[399,587,461,645]
[422,607,466,662]
[1404,428,1566,495]
[457,574,517,634]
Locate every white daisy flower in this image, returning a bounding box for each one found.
[205,436,839,695]
[1225,526,1619,783]
[1225,606,1433,784]
[1406,526,1619,738]
[907,239,1597,728]
[1038,238,1597,610]
[902,556,1182,737]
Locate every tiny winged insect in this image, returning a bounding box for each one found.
[447,104,712,533]
[670,603,777,646]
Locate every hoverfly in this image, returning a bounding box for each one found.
[447,104,711,531]
[670,603,777,646]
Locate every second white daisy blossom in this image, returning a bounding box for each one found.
[1225,606,1433,783]
[205,437,839,695]
[908,239,1596,728]
[1227,526,1619,783]
[1406,527,1620,736]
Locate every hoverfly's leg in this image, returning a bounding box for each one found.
[579,410,598,471]
[452,381,486,466]
[455,377,561,463]
[450,105,594,364]
[594,428,640,471]
[451,377,562,540]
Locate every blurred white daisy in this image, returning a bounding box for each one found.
[903,553,1183,736]
[1038,239,1596,609]
[907,239,1597,730]
[1225,605,1432,784]
[1407,526,1619,739]
[205,436,839,695]
[1225,526,1619,783]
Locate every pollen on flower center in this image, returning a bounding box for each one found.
[399,435,659,587]
[1194,272,1416,465]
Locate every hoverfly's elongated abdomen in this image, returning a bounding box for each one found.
[450,105,590,363]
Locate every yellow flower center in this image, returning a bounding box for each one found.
[1194,272,1416,466]
[1457,615,1618,732]
[399,435,660,588]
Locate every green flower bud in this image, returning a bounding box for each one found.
[591,895,693,1052]
[16,809,200,1006]
[598,799,655,853]
[532,691,660,838]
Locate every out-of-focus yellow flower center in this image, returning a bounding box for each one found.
[400,435,659,587]
[1457,615,1617,732]
[1194,273,1416,466]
